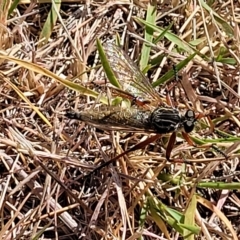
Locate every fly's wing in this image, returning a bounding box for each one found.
[66,106,156,133]
[102,42,163,107]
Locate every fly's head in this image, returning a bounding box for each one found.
[182,110,196,133]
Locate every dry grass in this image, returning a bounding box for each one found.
[0,1,240,239]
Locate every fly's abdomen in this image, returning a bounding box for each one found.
[66,107,153,132]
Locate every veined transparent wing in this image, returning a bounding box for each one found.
[102,42,163,107]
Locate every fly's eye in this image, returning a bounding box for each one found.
[185,110,195,119]
[184,120,195,133]
[183,110,196,133]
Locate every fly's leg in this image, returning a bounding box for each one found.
[79,134,162,180]
[166,132,176,161]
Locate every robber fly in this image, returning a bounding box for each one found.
[66,42,198,160]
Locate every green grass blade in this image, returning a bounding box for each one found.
[199,0,233,36]
[153,23,173,44]
[197,182,240,190]
[152,53,196,87]
[97,39,121,89]
[39,0,61,47]
[136,18,196,54]
[9,0,19,15]
[139,3,156,71]
[183,194,197,239]
[148,197,171,238]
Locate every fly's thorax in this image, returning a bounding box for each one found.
[150,107,182,134]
